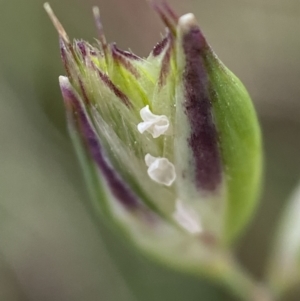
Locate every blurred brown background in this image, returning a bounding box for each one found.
[0,0,300,300]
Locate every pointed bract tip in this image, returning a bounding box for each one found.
[92,7,107,44]
[177,13,206,49]
[147,0,178,19]
[92,5,102,29]
[59,76,74,108]
[92,6,100,15]
[44,3,70,44]
[178,13,198,32]
[59,75,70,88]
[151,1,177,35]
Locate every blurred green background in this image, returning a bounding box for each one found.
[0,0,300,300]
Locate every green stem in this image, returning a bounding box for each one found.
[214,253,274,301]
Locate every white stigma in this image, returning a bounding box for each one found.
[137,105,170,138]
[145,154,176,186]
[173,200,202,234]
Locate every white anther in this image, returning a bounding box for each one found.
[137,105,170,138]
[173,200,202,234]
[145,154,176,186]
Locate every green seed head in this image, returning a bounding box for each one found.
[45,1,262,274]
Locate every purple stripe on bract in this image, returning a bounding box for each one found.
[92,63,132,108]
[76,40,87,58]
[60,38,71,78]
[159,37,173,87]
[114,45,141,60]
[89,49,97,56]
[182,27,222,191]
[152,35,169,57]
[62,85,140,209]
[78,78,90,105]
[111,44,140,78]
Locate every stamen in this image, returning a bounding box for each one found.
[173,200,202,234]
[145,154,176,186]
[137,105,170,138]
